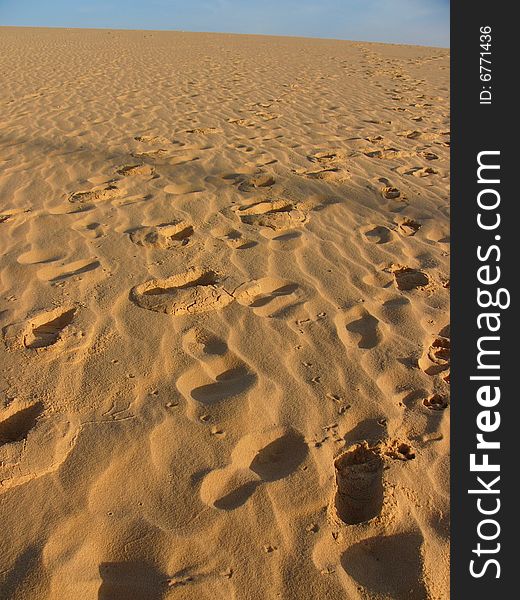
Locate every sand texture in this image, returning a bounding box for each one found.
[0,27,449,599]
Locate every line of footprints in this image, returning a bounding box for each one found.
[2,128,448,525]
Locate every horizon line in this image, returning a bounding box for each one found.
[0,24,450,49]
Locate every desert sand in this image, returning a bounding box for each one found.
[0,27,450,599]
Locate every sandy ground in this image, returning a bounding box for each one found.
[0,27,450,600]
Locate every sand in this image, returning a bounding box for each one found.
[0,27,450,599]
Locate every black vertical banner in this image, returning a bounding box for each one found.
[452,2,514,597]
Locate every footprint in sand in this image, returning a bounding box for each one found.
[254,111,279,121]
[116,164,156,178]
[333,441,384,525]
[364,135,384,144]
[130,267,234,316]
[191,366,257,405]
[211,227,257,250]
[398,129,422,139]
[211,171,254,187]
[390,265,430,291]
[71,219,107,239]
[186,127,222,135]
[235,199,308,231]
[396,217,421,236]
[413,166,438,177]
[362,225,393,244]
[68,184,122,204]
[7,306,77,350]
[164,182,204,195]
[340,532,428,599]
[419,151,439,160]
[3,304,92,354]
[132,148,169,160]
[294,165,347,182]
[15,249,62,266]
[129,221,194,249]
[423,393,449,411]
[98,561,167,600]
[0,208,32,224]
[0,402,78,490]
[381,186,401,200]
[364,148,413,160]
[339,307,382,350]
[234,277,302,318]
[0,402,44,445]
[37,258,101,282]
[168,153,200,166]
[332,438,415,525]
[237,172,276,192]
[307,151,342,164]
[134,134,172,145]
[396,165,438,178]
[24,308,76,348]
[176,327,257,409]
[130,271,302,319]
[200,427,307,510]
[227,117,256,127]
[419,332,450,376]
[382,439,416,461]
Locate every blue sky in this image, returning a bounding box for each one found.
[0,0,450,47]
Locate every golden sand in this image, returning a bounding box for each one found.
[0,27,449,599]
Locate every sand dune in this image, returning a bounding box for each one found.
[0,27,449,599]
